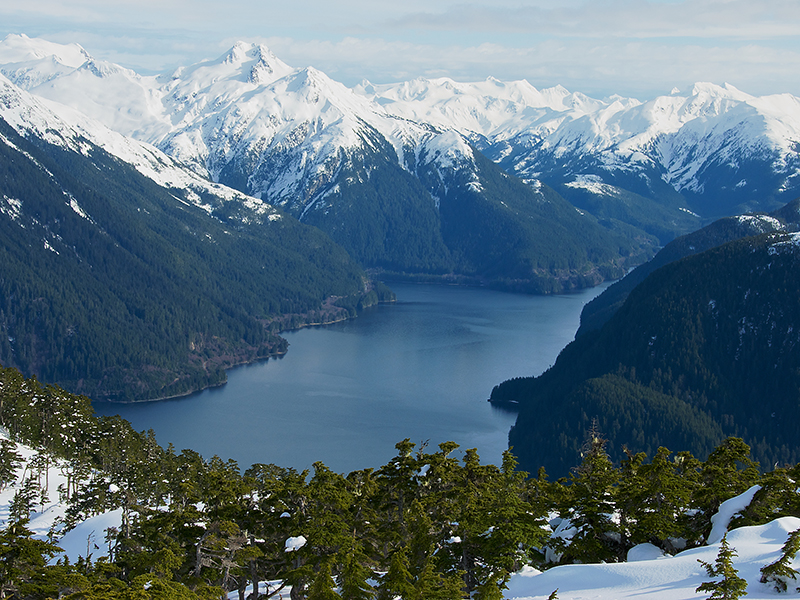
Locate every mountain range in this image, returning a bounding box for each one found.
[0,74,380,401]
[4,35,799,292]
[0,35,656,291]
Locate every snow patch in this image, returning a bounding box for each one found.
[708,484,762,544]
[284,535,307,552]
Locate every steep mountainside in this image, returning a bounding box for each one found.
[0,113,376,402]
[5,36,800,273]
[0,35,666,290]
[491,232,800,477]
[362,77,800,221]
[578,199,800,335]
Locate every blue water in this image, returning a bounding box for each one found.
[94,282,607,474]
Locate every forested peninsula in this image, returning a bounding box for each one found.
[492,227,800,478]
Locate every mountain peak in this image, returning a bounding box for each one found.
[689,81,751,101]
[78,57,137,80]
[215,41,293,85]
[0,33,89,69]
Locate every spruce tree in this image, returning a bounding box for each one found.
[338,539,375,600]
[306,561,342,600]
[760,528,800,592]
[561,422,620,563]
[618,446,693,553]
[377,547,415,600]
[0,438,21,492]
[696,534,748,599]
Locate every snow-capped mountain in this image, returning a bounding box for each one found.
[361,77,800,218]
[0,64,386,400]
[0,34,655,290]
[5,34,799,227]
[0,70,279,225]
[0,34,458,212]
[7,34,800,286]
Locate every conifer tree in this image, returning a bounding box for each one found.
[0,518,63,599]
[473,569,509,600]
[696,439,759,517]
[618,446,693,553]
[377,547,415,600]
[306,561,342,600]
[338,539,375,600]
[560,422,620,563]
[696,534,748,599]
[0,438,21,492]
[760,528,800,592]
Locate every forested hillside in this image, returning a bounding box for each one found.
[0,117,386,401]
[2,364,800,599]
[492,231,800,477]
[578,200,800,335]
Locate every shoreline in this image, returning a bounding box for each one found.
[91,270,615,405]
[95,295,396,405]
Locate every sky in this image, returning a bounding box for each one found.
[1,0,799,100]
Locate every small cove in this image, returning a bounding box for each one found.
[94,282,608,474]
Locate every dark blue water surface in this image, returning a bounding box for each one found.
[94,282,607,474]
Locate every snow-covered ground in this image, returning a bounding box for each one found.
[506,518,800,599]
[0,429,123,563]
[2,430,798,598]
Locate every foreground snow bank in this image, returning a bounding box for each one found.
[506,517,800,600]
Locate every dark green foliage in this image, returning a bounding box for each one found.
[0,117,373,401]
[732,464,800,529]
[760,528,800,592]
[697,534,749,599]
[0,438,21,491]
[430,150,653,293]
[0,518,63,599]
[299,141,454,275]
[554,180,701,246]
[496,231,800,477]
[306,561,341,600]
[617,447,697,552]
[556,427,621,563]
[694,439,760,520]
[6,363,800,597]
[280,134,657,293]
[578,201,800,336]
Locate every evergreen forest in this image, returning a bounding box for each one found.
[492,230,800,477]
[0,117,390,401]
[2,364,800,599]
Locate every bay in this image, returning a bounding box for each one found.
[94,282,608,474]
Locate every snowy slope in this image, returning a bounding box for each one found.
[0,429,123,562]
[361,78,800,216]
[506,517,800,599]
[0,69,280,223]
[3,33,800,222]
[354,77,628,142]
[0,35,463,213]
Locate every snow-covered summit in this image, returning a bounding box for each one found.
[0,70,277,221]
[2,34,799,222]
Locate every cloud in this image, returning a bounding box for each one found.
[257,34,800,99]
[387,0,800,40]
[2,0,799,98]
